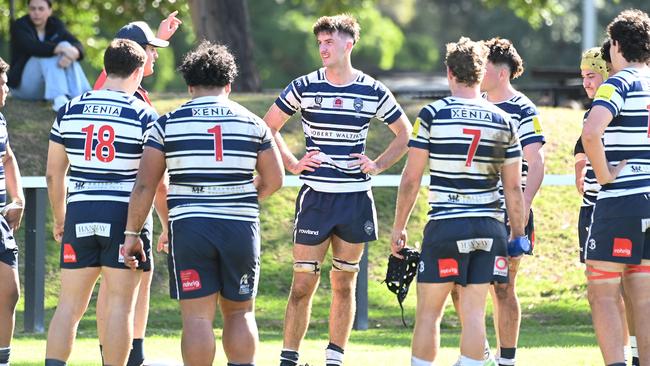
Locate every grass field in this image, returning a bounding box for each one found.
[2,93,604,365]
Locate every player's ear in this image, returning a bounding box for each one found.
[224,83,232,94]
[346,39,354,53]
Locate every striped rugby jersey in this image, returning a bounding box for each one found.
[0,112,8,209]
[146,95,273,222]
[574,109,600,207]
[410,97,522,222]
[491,92,545,190]
[275,68,404,193]
[49,90,159,204]
[591,67,650,199]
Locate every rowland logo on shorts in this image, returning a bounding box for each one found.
[612,237,632,258]
[75,222,111,238]
[63,244,77,263]
[438,258,459,278]
[239,273,254,295]
[298,228,319,236]
[180,269,202,292]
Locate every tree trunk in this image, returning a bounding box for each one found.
[188,0,261,92]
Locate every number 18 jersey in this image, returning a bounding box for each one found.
[410,97,522,222]
[49,90,159,204]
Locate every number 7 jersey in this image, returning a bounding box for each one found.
[409,97,522,222]
[49,90,159,203]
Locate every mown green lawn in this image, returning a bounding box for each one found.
[3,94,600,364]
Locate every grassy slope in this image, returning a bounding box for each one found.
[4,94,598,363]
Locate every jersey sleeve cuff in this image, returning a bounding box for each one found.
[274,99,296,116]
[591,99,618,118]
[521,136,546,148]
[408,140,428,150]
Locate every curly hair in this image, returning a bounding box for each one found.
[601,39,612,64]
[313,14,360,44]
[484,37,524,79]
[104,39,146,78]
[0,57,8,75]
[445,37,488,87]
[178,40,238,88]
[607,9,650,63]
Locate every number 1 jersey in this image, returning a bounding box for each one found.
[145,95,273,222]
[49,90,159,204]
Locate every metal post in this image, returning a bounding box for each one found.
[23,187,46,333]
[9,0,15,22]
[582,0,597,50]
[353,241,369,330]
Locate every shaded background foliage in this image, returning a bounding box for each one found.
[0,0,647,91]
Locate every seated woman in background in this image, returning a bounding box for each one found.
[8,0,90,111]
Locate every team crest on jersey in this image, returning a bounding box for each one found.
[353,97,363,113]
[312,95,323,109]
[333,97,344,108]
[363,220,374,235]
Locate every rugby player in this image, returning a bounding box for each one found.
[123,41,283,366]
[391,37,526,366]
[262,14,412,366]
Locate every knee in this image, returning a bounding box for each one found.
[2,287,19,311]
[330,277,354,299]
[461,309,485,327]
[587,286,616,308]
[493,284,512,301]
[221,302,254,320]
[289,278,318,303]
[416,309,443,326]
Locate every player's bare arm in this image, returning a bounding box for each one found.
[582,105,627,185]
[153,172,169,253]
[350,115,412,175]
[124,146,166,269]
[254,139,284,201]
[45,141,69,242]
[574,153,587,195]
[156,10,182,41]
[263,103,321,174]
[501,158,525,240]
[522,142,544,215]
[2,144,24,231]
[391,147,428,258]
